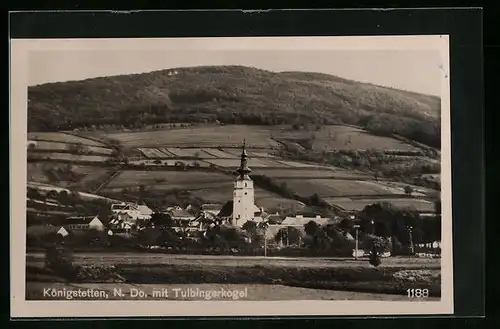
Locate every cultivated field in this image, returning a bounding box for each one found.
[324,197,436,212]
[165,148,216,158]
[222,148,277,158]
[128,159,211,168]
[276,179,405,198]
[204,158,284,168]
[28,132,106,147]
[137,148,170,158]
[273,125,422,152]
[100,126,282,148]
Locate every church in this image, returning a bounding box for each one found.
[217,141,264,227]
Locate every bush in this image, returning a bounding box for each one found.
[44,244,80,280]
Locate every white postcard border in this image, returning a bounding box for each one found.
[10,36,453,318]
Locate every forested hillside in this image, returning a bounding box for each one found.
[28,66,441,148]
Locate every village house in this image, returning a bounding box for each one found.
[168,208,197,228]
[59,215,105,233]
[200,203,223,216]
[110,202,152,223]
[280,214,331,227]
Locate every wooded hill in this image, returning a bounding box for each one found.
[28,65,441,148]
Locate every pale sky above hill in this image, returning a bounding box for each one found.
[29,49,442,96]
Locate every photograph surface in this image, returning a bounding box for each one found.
[10,36,453,317]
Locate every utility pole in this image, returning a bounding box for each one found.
[408,226,415,255]
[353,224,360,260]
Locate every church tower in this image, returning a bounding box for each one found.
[232,140,255,227]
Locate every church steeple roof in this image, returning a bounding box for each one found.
[236,139,251,179]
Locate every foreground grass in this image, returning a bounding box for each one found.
[27,261,441,297]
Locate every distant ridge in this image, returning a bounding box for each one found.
[28,65,441,148]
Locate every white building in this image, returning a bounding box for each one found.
[110,202,152,223]
[232,141,257,227]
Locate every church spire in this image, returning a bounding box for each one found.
[236,139,251,179]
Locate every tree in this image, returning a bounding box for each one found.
[149,212,174,228]
[44,243,80,280]
[275,226,303,247]
[404,185,414,196]
[304,220,320,237]
[369,243,382,267]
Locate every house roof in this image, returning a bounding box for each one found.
[170,209,194,218]
[137,205,153,215]
[64,216,101,226]
[201,204,223,211]
[218,201,234,217]
[281,216,330,227]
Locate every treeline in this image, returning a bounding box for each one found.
[277,148,441,190]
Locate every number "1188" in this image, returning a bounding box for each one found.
[407,288,429,298]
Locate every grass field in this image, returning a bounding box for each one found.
[26,252,441,268]
[222,148,277,158]
[202,148,239,159]
[27,163,111,187]
[28,152,111,163]
[101,126,282,148]
[204,158,284,168]
[105,170,233,189]
[29,140,113,155]
[177,183,304,211]
[137,148,169,158]
[251,168,368,179]
[28,132,106,147]
[324,197,436,212]
[274,125,421,152]
[165,148,216,158]
[276,179,405,198]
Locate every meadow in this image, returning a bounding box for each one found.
[204,158,284,168]
[28,132,106,147]
[28,152,111,163]
[273,125,422,152]
[29,140,113,155]
[276,179,405,198]
[105,170,233,189]
[187,185,305,211]
[251,168,368,179]
[324,197,436,212]
[98,125,282,148]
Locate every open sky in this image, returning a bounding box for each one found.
[29,49,442,96]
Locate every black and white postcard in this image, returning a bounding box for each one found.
[10,35,452,317]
